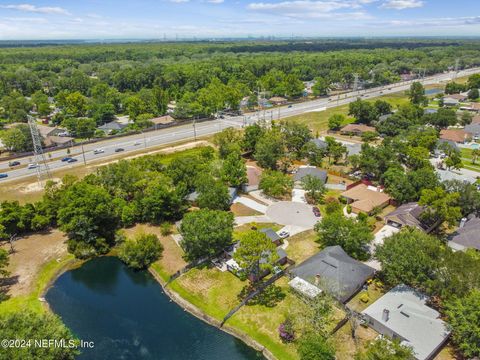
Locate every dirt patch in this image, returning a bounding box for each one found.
[122,224,187,276]
[1,229,68,297]
[230,202,262,217]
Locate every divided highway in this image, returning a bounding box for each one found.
[1,67,479,183]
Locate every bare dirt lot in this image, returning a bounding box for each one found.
[1,229,68,297]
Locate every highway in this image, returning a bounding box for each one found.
[1,67,479,183]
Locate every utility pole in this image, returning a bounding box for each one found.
[454,58,460,79]
[353,73,360,93]
[27,115,51,186]
[81,143,86,165]
[193,118,197,140]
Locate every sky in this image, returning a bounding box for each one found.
[0,0,479,40]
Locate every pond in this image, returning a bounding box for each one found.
[46,256,263,360]
[425,88,443,95]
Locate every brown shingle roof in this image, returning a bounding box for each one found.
[340,124,376,134]
[341,184,391,214]
[439,129,471,143]
[150,115,175,125]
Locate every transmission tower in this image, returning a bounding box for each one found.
[28,116,51,184]
[353,73,360,92]
[454,58,460,79]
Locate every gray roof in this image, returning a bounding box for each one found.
[294,166,328,184]
[290,246,375,303]
[436,139,458,151]
[187,187,237,203]
[362,284,450,360]
[450,215,480,251]
[311,139,327,149]
[384,203,432,232]
[98,121,127,131]
[260,228,281,243]
[465,123,480,135]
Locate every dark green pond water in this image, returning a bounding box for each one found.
[45,256,263,360]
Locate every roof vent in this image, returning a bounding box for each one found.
[382,309,390,322]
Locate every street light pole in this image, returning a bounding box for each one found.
[81,143,86,165]
[193,119,197,141]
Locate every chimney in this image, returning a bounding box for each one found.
[382,309,390,322]
[315,274,321,286]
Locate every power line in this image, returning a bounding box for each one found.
[27,115,51,185]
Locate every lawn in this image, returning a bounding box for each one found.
[284,230,321,264]
[346,283,385,313]
[230,202,262,217]
[460,147,480,173]
[282,92,411,133]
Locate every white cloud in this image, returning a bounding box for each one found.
[0,3,71,15]
[381,0,424,10]
[168,0,190,3]
[208,0,225,3]
[247,1,372,19]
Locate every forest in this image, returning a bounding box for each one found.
[1,39,480,136]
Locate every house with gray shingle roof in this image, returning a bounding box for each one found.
[289,246,375,303]
[362,284,450,360]
[293,166,328,188]
[448,215,480,251]
[384,203,439,233]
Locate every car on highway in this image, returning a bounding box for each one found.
[0,173,8,179]
[133,141,141,146]
[27,163,38,169]
[8,161,20,167]
[67,158,78,163]
[93,149,105,155]
[115,148,125,153]
[288,105,293,108]
[61,157,72,162]
[312,206,321,217]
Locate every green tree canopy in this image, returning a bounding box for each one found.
[259,170,293,199]
[119,233,164,269]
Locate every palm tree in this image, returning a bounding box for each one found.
[472,148,480,165]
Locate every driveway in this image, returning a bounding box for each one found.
[292,189,307,203]
[233,196,267,213]
[235,215,272,225]
[266,201,319,228]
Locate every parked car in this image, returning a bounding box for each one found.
[278,230,290,239]
[27,163,38,169]
[115,148,125,153]
[8,161,20,167]
[61,157,72,162]
[67,158,78,163]
[0,173,8,179]
[312,206,321,217]
[93,149,104,155]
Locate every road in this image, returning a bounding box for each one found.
[1,67,479,183]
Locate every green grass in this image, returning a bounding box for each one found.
[460,147,480,173]
[283,93,411,133]
[0,254,76,315]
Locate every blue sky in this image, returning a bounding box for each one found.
[0,0,479,39]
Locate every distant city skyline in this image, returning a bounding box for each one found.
[0,0,479,40]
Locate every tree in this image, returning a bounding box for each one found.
[419,187,461,228]
[119,233,163,269]
[254,129,285,170]
[460,111,473,126]
[409,82,427,105]
[0,248,9,300]
[443,180,480,216]
[445,290,480,359]
[325,136,347,164]
[233,230,278,283]
[327,114,345,131]
[0,310,79,360]
[301,174,326,203]
[374,100,392,116]
[281,121,312,159]
[75,117,97,139]
[31,90,51,116]
[0,124,33,153]
[180,209,234,261]
[213,127,242,159]
[348,99,378,124]
[382,167,416,204]
[221,151,247,188]
[64,91,88,117]
[259,170,293,199]
[315,213,373,261]
[355,338,414,360]
[57,182,119,258]
[298,334,335,360]
[467,74,480,90]
[242,123,265,153]
[196,180,231,211]
[312,77,329,96]
[468,88,479,100]
[376,229,443,291]
[302,141,325,167]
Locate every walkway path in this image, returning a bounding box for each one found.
[233,196,267,213]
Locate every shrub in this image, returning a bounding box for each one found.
[278,318,295,343]
[160,222,172,236]
[119,233,163,270]
[346,204,352,214]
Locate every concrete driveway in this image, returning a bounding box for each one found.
[266,201,319,228]
[292,189,307,203]
[233,196,267,213]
